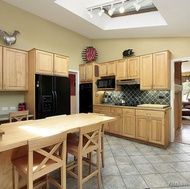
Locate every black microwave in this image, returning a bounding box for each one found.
[96,78,115,88]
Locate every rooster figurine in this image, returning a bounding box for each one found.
[0,30,20,45]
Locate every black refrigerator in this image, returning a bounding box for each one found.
[35,74,70,119]
[79,83,93,113]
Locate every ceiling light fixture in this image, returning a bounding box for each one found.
[133,0,141,11]
[108,4,116,16]
[119,1,125,13]
[88,9,93,19]
[98,7,105,17]
[86,0,149,18]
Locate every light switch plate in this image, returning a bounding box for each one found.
[2,107,8,111]
[10,106,16,110]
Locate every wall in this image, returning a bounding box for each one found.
[0,1,91,69]
[0,1,91,114]
[92,38,190,62]
[0,92,25,114]
[1,1,190,116]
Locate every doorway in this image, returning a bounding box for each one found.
[174,60,190,144]
[69,70,79,114]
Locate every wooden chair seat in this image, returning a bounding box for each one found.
[12,131,67,189]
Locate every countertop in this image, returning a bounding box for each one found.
[0,113,115,152]
[94,103,171,110]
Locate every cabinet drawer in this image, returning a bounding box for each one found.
[136,109,164,118]
[123,108,135,115]
[93,106,110,113]
[110,107,122,114]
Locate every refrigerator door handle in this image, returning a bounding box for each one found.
[52,91,55,115]
[54,90,57,115]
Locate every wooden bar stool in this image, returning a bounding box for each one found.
[88,113,105,167]
[66,123,102,189]
[12,131,67,189]
[9,110,29,122]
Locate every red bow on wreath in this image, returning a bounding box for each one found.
[82,46,98,63]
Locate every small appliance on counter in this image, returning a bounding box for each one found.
[18,103,26,111]
[102,92,109,103]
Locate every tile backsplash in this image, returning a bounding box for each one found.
[103,84,170,105]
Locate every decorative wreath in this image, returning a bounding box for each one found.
[82,46,98,63]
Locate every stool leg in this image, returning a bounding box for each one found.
[101,136,104,167]
[13,166,19,189]
[78,155,83,189]
[97,148,102,189]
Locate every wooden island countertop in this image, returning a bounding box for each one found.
[0,113,115,189]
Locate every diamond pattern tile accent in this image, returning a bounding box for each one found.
[103,84,170,105]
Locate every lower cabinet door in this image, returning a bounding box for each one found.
[123,115,136,138]
[149,117,165,145]
[109,114,123,135]
[136,115,148,141]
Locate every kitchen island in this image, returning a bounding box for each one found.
[0,113,115,189]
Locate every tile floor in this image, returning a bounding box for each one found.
[52,134,190,189]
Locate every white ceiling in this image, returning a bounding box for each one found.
[3,0,190,39]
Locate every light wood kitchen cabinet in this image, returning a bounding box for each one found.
[30,49,69,76]
[153,51,171,89]
[35,50,54,75]
[140,54,153,90]
[99,61,116,77]
[136,109,170,146]
[79,62,98,83]
[123,108,136,138]
[54,54,69,77]
[93,104,170,148]
[0,46,2,89]
[93,105,111,132]
[127,56,140,79]
[109,107,123,135]
[140,51,171,90]
[116,57,139,80]
[2,47,28,90]
[116,59,127,80]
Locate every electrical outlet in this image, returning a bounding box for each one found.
[159,95,164,99]
[10,106,16,110]
[2,107,8,111]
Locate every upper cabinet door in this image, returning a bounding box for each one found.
[85,63,93,81]
[116,59,127,80]
[107,61,116,76]
[99,63,107,77]
[0,46,2,89]
[3,47,28,90]
[79,64,86,82]
[127,56,140,79]
[153,51,171,90]
[54,54,69,77]
[140,54,153,90]
[35,50,54,75]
